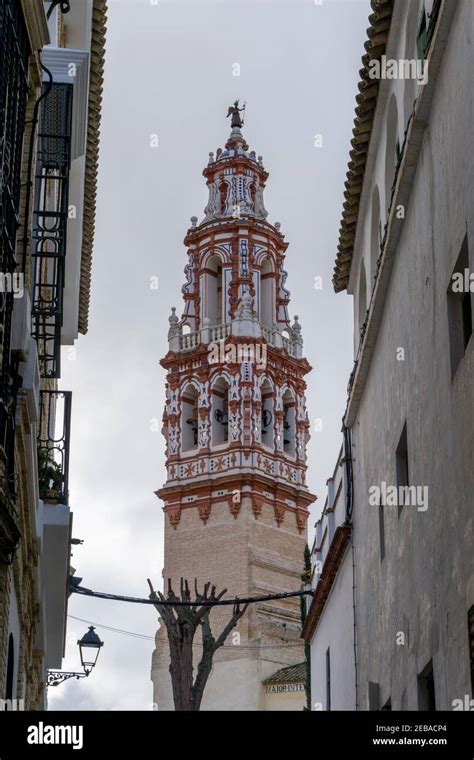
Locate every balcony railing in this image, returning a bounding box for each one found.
[0,0,31,524]
[38,390,72,505]
[31,83,73,379]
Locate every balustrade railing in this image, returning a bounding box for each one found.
[178,321,299,357]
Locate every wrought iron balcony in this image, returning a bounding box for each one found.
[31,83,73,379]
[0,0,31,542]
[38,390,72,505]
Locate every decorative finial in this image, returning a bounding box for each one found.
[169,307,178,326]
[190,216,198,228]
[208,152,214,165]
[226,100,245,128]
[292,315,302,335]
[258,155,263,166]
[168,307,181,341]
[275,221,281,231]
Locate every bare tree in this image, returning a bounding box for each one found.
[147,577,248,711]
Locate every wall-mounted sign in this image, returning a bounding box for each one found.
[265,683,305,694]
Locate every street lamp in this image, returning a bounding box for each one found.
[47,626,104,687]
[78,626,103,674]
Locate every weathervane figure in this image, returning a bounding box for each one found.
[227,100,245,128]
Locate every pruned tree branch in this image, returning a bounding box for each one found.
[147,577,249,711]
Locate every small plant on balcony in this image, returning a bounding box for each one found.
[37,445,64,501]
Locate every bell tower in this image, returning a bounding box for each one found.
[151,106,316,711]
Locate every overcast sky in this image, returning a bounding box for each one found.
[49,0,370,711]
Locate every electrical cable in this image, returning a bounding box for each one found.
[67,615,304,650]
[71,585,313,607]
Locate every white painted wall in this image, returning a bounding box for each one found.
[310,550,356,710]
[346,0,474,710]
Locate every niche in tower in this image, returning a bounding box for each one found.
[282,389,296,456]
[212,377,229,445]
[260,379,274,448]
[260,257,275,328]
[219,179,228,214]
[203,254,224,326]
[181,383,199,451]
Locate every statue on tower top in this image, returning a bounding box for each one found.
[227,100,245,128]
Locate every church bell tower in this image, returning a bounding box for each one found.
[151,104,316,710]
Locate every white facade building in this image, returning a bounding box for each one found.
[304,447,356,711]
[306,0,474,711]
[0,0,106,708]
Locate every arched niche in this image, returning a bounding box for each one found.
[201,254,224,326]
[260,257,275,328]
[181,383,199,451]
[211,377,229,445]
[282,388,296,457]
[260,378,274,448]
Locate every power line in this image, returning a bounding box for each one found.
[67,615,304,650]
[72,585,312,607]
[69,615,152,640]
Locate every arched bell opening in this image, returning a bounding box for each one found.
[181,384,199,451]
[212,377,229,445]
[282,389,296,457]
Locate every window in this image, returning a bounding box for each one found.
[418,660,436,711]
[326,647,331,711]
[368,681,380,711]
[32,83,74,379]
[448,235,472,377]
[378,497,385,562]
[38,390,72,505]
[396,423,409,517]
[181,384,199,451]
[212,377,229,445]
